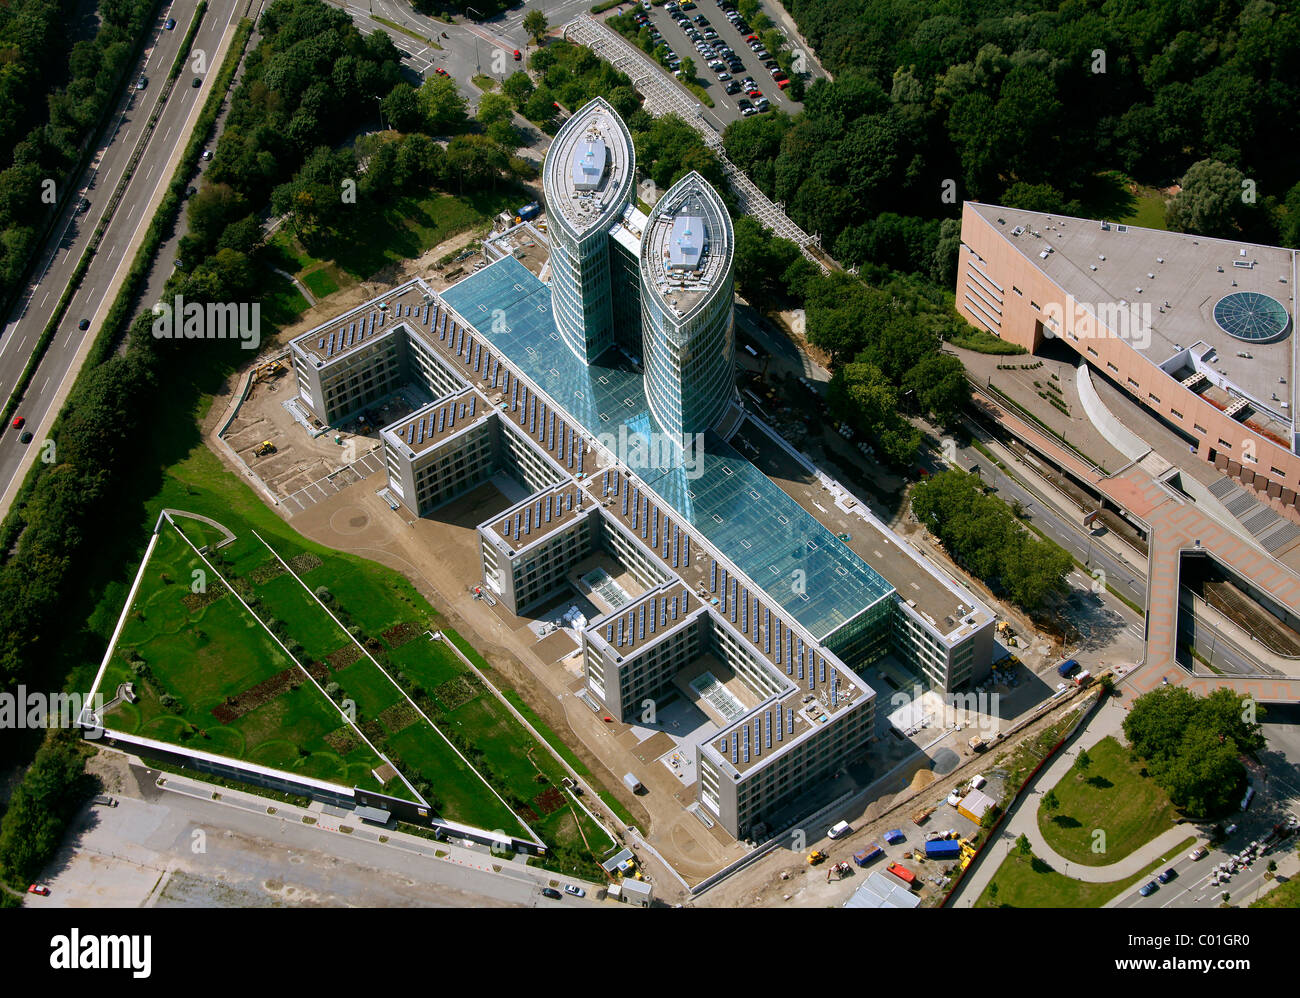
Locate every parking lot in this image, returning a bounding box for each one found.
[620,0,807,124]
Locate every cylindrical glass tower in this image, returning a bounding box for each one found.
[639,171,736,440]
[541,98,635,365]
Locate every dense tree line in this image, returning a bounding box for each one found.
[0,732,94,887]
[911,469,1072,609]
[0,0,159,306]
[724,0,1300,278]
[1123,686,1265,817]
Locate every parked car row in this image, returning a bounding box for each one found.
[635,0,785,109]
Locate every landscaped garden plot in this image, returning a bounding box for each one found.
[95,444,618,869]
[1037,736,1180,866]
[387,633,613,876]
[237,532,533,838]
[975,836,1197,908]
[97,523,399,794]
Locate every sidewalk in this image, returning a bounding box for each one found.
[951,700,1199,905]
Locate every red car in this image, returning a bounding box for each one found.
[434,67,449,77]
[776,78,790,89]
[513,49,522,61]
[27,884,50,896]
[746,86,762,98]
[11,416,24,430]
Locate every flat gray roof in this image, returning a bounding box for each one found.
[969,203,1298,427]
[544,98,634,237]
[641,173,731,318]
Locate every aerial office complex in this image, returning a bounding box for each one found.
[958,203,1300,521]
[289,101,994,838]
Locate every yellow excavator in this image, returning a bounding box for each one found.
[254,440,276,456]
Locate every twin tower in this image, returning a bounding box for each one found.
[541,98,736,442]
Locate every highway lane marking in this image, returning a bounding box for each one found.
[0,17,232,510]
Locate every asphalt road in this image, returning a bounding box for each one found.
[0,0,246,515]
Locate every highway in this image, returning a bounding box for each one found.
[0,0,247,516]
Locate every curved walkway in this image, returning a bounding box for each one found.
[1016,725,1194,883]
[272,266,316,307]
[161,508,236,548]
[953,700,1200,904]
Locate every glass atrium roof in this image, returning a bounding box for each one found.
[441,256,895,639]
[1213,291,1292,343]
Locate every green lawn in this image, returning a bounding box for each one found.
[1250,874,1300,908]
[1038,736,1181,866]
[301,266,341,299]
[1120,187,1169,231]
[99,445,602,851]
[976,836,1197,908]
[268,188,518,288]
[258,269,309,329]
[100,523,397,794]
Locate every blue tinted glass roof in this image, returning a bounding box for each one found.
[442,256,895,639]
[1213,291,1291,343]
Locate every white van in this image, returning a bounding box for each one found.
[970,774,987,791]
[827,820,852,839]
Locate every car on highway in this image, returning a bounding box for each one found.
[136,75,147,90]
[76,197,90,214]
[563,884,586,897]
[27,884,50,896]
[192,77,202,88]
[11,417,24,430]
[78,318,90,330]
[165,17,175,29]
[1137,881,1158,897]
[19,431,32,444]
[540,887,561,899]
[1156,867,1177,884]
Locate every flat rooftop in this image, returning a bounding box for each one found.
[543,98,634,236]
[707,649,870,777]
[381,387,493,459]
[293,284,445,366]
[641,173,731,318]
[489,481,591,553]
[587,582,702,657]
[441,255,897,643]
[970,203,1298,427]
